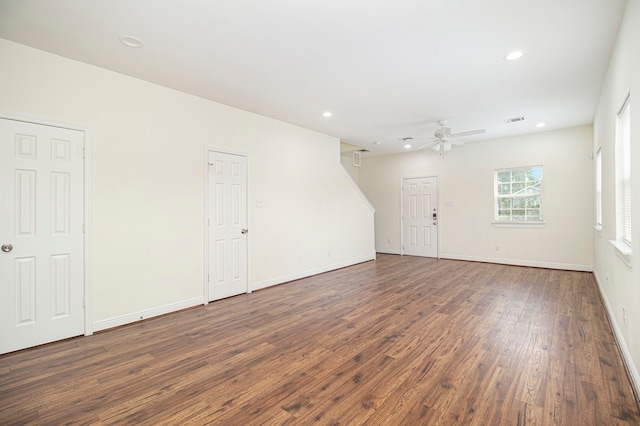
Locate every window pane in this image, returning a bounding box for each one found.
[513,197,526,208]
[498,171,511,183]
[526,197,540,208]
[498,198,511,209]
[616,97,632,246]
[512,170,525,182]
[512,182,525,193]
[525,186,540,195]
[498,184,510,195]
[595,148,602,226]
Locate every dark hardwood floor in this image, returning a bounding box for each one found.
[1,255,639,425]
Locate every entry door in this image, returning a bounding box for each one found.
[0,119,85,354]
[207,151,248,301]
[402,176,438,257]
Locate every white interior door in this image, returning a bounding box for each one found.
[402,176,438,258]
[207,151,248,301]
[0,118,85,354]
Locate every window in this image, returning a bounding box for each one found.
[615,95,631,251]
[494,166,543,223]
[595,148,602,229]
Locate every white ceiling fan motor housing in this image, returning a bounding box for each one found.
[434,126,451,139]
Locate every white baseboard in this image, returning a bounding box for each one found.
[376,248,401,255]
[252,254,376,291]
[92,255,376,332]
[438,253,593,272]
[592,270,640,402]
[93,296,204,332]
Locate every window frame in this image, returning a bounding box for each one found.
[493,165,544,226]
[595,147,603,230]
[610,94,632,264]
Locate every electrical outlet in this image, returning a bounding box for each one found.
[387,238,391,244]
[495,244,500,251]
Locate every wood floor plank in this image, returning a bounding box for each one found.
[1,255,638,425]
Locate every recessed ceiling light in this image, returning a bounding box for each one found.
[120,35,144,48]
[536,122,546,128]
[322,111,332,117]
[504,50,524,61]
[404,144,412,149]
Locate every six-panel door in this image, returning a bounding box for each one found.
[0,119,84,354]
[207,151,248,301]
[402,176,438,258]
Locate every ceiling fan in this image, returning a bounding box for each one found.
[412,120,486,156]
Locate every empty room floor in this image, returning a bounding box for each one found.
[1,255,639,425]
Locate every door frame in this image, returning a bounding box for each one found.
[0,111,93,336]
[203,146,251,304]
[400,175,439,258]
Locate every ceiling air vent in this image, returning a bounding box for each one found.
[505,116,526,123]
[357,148,371,153]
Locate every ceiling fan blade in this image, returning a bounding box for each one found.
[450,129,486,138]
[418,141,437,150]
[451,140,465,146]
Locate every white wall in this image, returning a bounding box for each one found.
[0,39,375,327]
[592,0,640,395]
[359,126,594,271]
[340,151,360,184]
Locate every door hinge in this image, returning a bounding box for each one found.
[82,223,86,233]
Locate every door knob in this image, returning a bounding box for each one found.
[1,244,13,253]
[241,229,248,235]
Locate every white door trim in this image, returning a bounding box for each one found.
[203,146,251,304]
[0,111,93,336]
[400,175,439,258]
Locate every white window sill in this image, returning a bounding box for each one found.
[609,239,632,267]
[492,221,545,228]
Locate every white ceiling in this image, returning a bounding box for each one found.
[0,0,627,156]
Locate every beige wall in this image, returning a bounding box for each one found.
[359,125,594,270]
[340,150,360,184]
[0,39,375,327]
[592,0,640,394]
